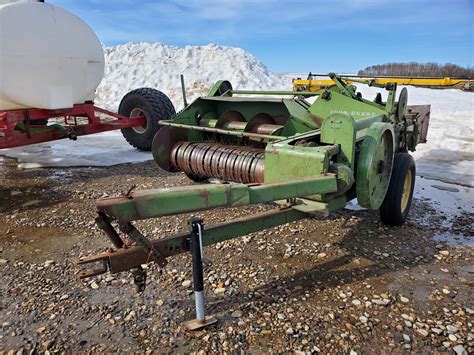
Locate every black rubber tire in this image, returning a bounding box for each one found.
[380,153,416,226]
[119,88,175,151]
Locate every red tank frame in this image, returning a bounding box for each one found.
[0,104,145,149]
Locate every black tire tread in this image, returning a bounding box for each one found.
[380,153,416,226]
[119,88,175,151]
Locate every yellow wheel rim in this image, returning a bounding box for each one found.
[400,170,413,212]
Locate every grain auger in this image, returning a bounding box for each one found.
[78,73,430,329]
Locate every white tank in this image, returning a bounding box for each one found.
[0,1,105,110]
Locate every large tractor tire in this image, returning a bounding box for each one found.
[119,88,175,151]
[380,153,416,226]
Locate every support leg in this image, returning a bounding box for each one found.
[184,217,217,330]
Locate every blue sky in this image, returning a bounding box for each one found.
[49,0,473,73]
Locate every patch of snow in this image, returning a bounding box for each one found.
[1,131,151,168]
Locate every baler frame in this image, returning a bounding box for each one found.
[77,73,430,329]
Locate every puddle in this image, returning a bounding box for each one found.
[50,169,75,183]
[433,231,473,247]
[344,177,473,247]
[415,177,473,216]
[0,226,76,263]
[415,177,473,247]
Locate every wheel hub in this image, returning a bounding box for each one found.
[400,169,413,212]
[130,108,147,134]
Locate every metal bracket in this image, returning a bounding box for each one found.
[119,222,168,267]
[77,254,109,279]
[22,110,32,138]
[131,266,147,292]
[95,212,125,248]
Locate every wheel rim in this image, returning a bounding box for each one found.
[400,169,413,212]
[130,108,147,134]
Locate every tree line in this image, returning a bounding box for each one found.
[358,62,473,79]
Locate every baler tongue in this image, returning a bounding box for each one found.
[78,74,430,330]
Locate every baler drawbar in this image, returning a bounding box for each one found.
[78,73,430,329]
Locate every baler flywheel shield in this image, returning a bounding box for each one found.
[356,122,395,209]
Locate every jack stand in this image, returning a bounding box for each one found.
[184,217,217,331]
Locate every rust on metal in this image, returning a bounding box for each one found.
[152,126,188,172]
[309,113,324,127]
[170,142,265,183]
[78,207,305,277]
[244,113,274,133]
[95,212,125,248]
[273,114,289,125]
[407,105,431,143]
[215,110,246,129]
[119,222,168,267]
[77,254,109,279]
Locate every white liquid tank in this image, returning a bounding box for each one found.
[0,1,105,110]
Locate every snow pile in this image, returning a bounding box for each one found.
[354,85,474,187]
[95,42,288,110]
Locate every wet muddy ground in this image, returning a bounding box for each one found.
[0,156,472,353]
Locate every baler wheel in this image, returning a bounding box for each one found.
[119,88,176,151]
[380,153,416,226]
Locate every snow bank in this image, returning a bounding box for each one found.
[95,42,287,110]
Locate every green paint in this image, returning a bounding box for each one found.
[356,122,395,209]
[98,175,337,222]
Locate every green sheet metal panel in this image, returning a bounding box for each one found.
[310,91,386,122]
[263,143,335,183]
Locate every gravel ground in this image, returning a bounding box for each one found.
[0,156,472,353]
